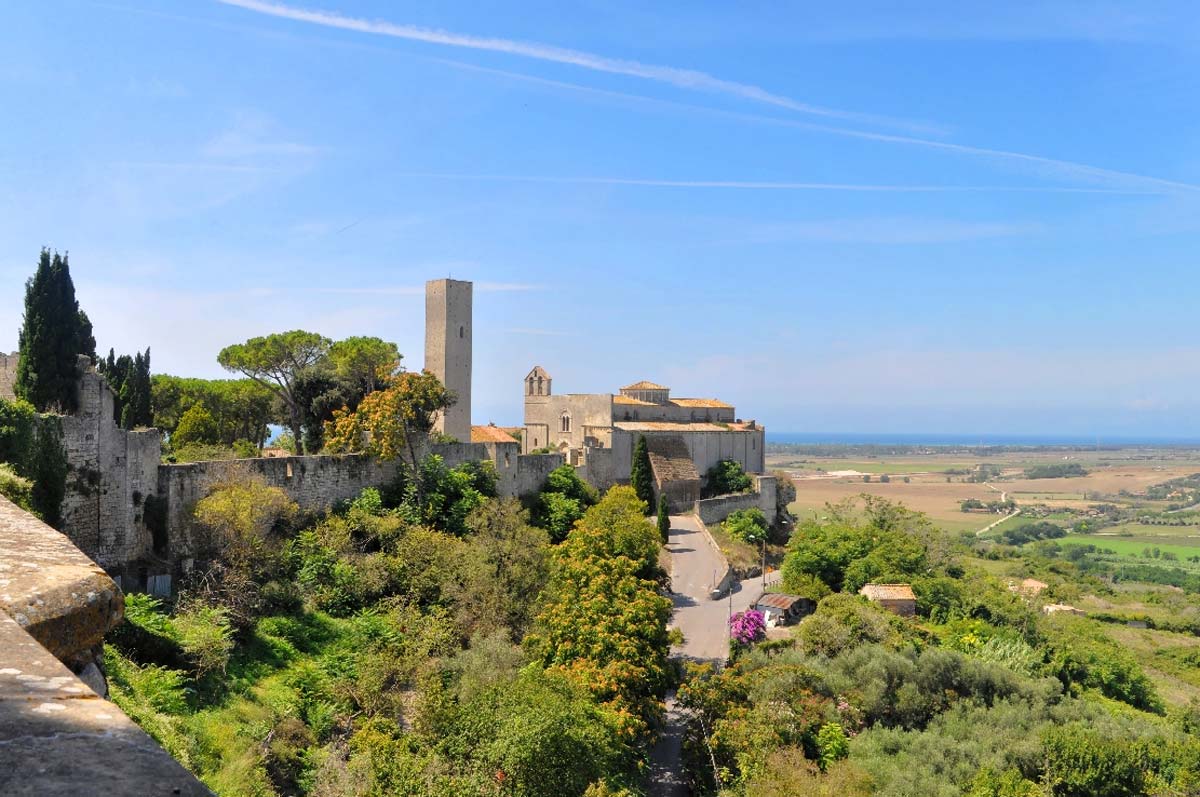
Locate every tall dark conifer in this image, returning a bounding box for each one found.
[16,249,93,412]
[631,434,654,509]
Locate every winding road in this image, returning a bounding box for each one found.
[647,515,765,796]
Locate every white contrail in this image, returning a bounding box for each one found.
[214,0,1199,194]
[215,0,938,134]
[390,174,1162,194]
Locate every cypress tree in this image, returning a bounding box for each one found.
[16,250,93,412]
[630,434,654,509]
[657,493,670,545]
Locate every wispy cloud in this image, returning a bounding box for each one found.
[744,217,1040,245]
[392,173,1159,195]
[396,56,1199,195]
[202,110,319,160]
[477,282,545,292]
[215,0,938,135]
[503,327,573,336]
[318,282,543,296]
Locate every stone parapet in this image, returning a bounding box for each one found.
[0,614,210,796]
[0,496,123,669]
[0,494,210,794]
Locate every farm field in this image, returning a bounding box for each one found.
[773,445,1200,535]
[1058,533,1200,560]
[770,458,974,475]
[787,477,999,534]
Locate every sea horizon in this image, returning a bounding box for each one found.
[766,432,1200,447]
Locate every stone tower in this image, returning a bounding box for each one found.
[424,278,472,442]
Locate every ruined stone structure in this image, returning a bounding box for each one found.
[425,278,472,443]
[522,370,766,498]
[59,356,162,570]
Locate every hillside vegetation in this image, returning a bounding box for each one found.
[106,459,665,796]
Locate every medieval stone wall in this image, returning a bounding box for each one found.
[0,351,18,401]
[157,453,402,560]
[695,475,778,525]
[58,359,162,571]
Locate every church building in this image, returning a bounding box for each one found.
[522,367,765,502]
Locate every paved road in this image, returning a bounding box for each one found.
[647,515,765,797]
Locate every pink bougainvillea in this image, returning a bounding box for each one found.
[729,609,766,646]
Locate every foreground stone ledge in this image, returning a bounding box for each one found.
[0,614,211,796]
[0,496,123,664]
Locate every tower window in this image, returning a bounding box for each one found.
[459,325,464,339]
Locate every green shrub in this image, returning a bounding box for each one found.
[108,593,186,668]
[704,459,753,498]
[29,416,67,527]
[1042,723,1144,797]
[0,463,34,512]
[173,602,234,677]
[0,397,36,468]
[231,438,259,458]
[172,404,219,448]
[724,508,768,544]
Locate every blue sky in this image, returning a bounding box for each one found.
[3,1,1200,437]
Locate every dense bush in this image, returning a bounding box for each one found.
[0,463,34,512]
[704,458,753,498]
[781,499,930,594]
[724,507,768,544]
[530,463,597,543]
[1024,463,1088,479]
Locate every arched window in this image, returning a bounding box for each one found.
[527,376,535,395]
[459,325,464,339]
[536,376,544,395]
[561,412,571,433]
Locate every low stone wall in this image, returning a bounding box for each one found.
[696,475,777,526]
[0,495,209,795]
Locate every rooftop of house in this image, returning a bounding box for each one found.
[613,395,733,409]
[614,420,759,433]
[470,424,521,444]
[622,380,668,391]
[859,583,916,601]
[755,593,810,611]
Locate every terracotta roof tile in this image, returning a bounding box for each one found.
[671,398,733,409]
[615,421,750,432]
[622,380,668,391]
[613,395,655,405]
[471,425,520,443]
[859,583,916,601]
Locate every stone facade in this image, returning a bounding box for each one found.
[522,369,766,493]
[425,278,472,443]
[646,436,701,513]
